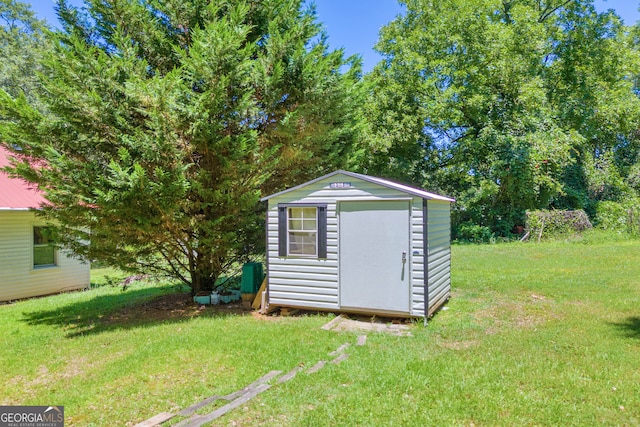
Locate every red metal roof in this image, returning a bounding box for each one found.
[0,146,47,210]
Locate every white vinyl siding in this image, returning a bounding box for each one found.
[0,211,90,302]
[268,202,338,310]
[427,200,452,315]
[410,199,427,316]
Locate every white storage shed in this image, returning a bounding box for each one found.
[261,170,454,318]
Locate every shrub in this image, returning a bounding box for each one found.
[455,222,494,243]
[595,200,640,235]
[525,209,592,241]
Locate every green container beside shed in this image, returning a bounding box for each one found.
[241,262,263,293]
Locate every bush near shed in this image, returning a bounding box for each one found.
[455,222,495,243]
[525,209,592,241]
[595,199,640,236]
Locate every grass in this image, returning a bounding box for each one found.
[1,232,639,426]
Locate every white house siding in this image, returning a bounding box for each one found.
[0,211,89,302]
[267,173,427,312]
[426,200,452,315]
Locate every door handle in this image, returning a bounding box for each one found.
[402,251,407,263]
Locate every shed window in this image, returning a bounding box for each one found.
[278,204,327,258]
[288,207,317,256]
[33,226,56,267]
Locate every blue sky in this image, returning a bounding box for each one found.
[26,1,640,73]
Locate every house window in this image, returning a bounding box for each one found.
[33,226,56,267]
[288,207,318,256]
[278,204,327,258]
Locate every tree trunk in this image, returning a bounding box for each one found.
[190,268,217,295]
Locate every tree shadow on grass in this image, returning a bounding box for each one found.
[609,316,640,339]
[21,285,251,338]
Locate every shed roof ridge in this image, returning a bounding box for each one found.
[261,170,455,202]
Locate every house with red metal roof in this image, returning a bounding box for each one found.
[0,147,89,302]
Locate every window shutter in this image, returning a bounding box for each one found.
[278,206,287,257]
[318,205,327,259]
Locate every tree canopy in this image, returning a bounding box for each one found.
[0,0,49,106]
[363,0,640,237]
[3,0,639,285]
[0,0,361,293]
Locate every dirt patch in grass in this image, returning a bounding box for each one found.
[5,357,96,402]
[21,285,253,338]
[250,311,283,321]
[439,340,479,350]
[22,284,281,339]
[473,293,559,335]
[101,293,252,327]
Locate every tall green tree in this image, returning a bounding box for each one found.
[0,0,49,105]
[0,0,361,293]
[550,3,640,211]
[364,0,640,235]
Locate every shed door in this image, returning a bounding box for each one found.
[339,200,410,313]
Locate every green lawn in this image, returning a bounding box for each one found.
[1,233,639,426]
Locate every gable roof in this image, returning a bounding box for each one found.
[0,146,47,210]
[261,170,455,202]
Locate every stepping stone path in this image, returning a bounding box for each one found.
[132,337,361,427]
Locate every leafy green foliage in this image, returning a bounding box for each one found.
[626,162,640,194]
[0,0,361,293]
[454,222,494,243]
[583,151,634,201]
[364,0,640,235]
[0,0,49,107]
[595,199,640,235]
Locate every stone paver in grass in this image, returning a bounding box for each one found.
[322,314,413,336]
